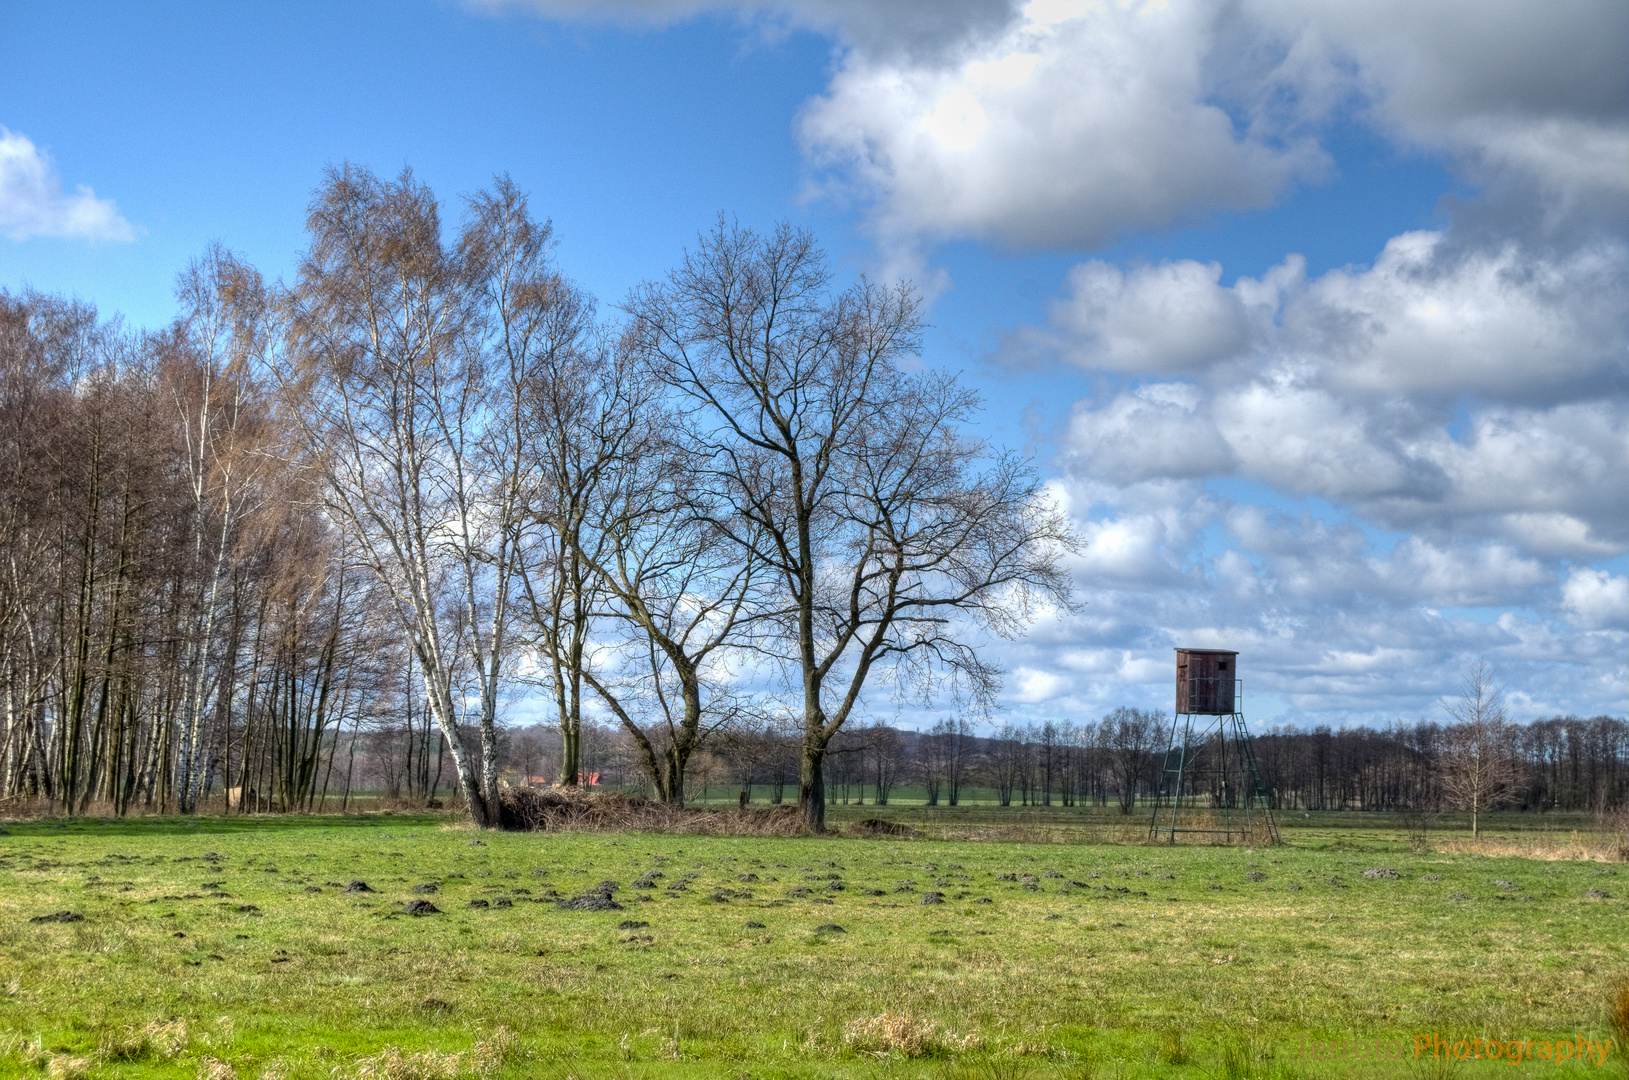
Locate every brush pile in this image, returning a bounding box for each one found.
[497,786,806,836]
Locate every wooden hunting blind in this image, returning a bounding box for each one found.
[1175,648,1237,715]
[1149,649,1281,844]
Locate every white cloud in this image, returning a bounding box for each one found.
[987,484,1627,724]
[0,128,135,243]
[1053,231,1629,403]
[1050,260,1258,374]
[1028,216,1628,721]
[477,0,1625,256]
[1063,384,1235,484]
[1247,0,1629,204]
[799,0,1319,251]
[1044,220,1629,559]
[1561,568,1629,631]
[1010,665,1068,703]
[1287,234,1629,402]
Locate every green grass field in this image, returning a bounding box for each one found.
[0,808,1624,1079]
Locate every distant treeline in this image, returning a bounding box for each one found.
[1253,716,1629,814]
[498,712,1629,815]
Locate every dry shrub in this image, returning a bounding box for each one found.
[100,1018,189,1062]
[498,787,806,836]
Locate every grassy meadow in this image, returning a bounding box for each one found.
[0,806,1625,1079]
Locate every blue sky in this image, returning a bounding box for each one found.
[4,0,1626,728]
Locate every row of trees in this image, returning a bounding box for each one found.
[0,165,1077,829]
[332,689,1628,825]
[0,286,409,816]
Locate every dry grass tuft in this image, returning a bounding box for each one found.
[99,1018,189,1062]
[46,1055,92,1080]
[844,1013,940,1058]
[498,787,806,836]
[1608,978,1629,1048]
[468,1025,519,1076]
[194,1056,238,1080]
[348,1027,517,1080]
[1435,831,1625,861]
[351,1046,467,1080]
[842,1013,980,1058]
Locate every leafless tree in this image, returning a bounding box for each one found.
[1102,706,1165,815]
[627,219,1078,830]
[169,245,280,811]
[863,722,905,805]
[517,332,767,803]
[1438,660,1521,839]
[986,723,1023,807]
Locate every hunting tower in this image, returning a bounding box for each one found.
[1148,649,1281,844]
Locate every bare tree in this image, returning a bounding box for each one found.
[170,246,279,811]
[987,722,1023,807]
[918,723,946,805]
[628,220,1077,830]
[1102,706,1164,815]
[863,723,905,805]
[1438,660,1521,839]
[518,335,767,804]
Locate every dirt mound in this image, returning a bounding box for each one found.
[498,787,807,836]
[29,910,83,924]
[847,818,915,838]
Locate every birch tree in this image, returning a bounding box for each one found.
[279,166,529,826]
[1439,660,1521,839]
[170,246,279,811]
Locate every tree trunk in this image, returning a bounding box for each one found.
[800,739,828,832]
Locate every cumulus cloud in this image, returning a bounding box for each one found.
[798,0,1319,251]
[0,128,135,242]
[1561,568,1629,631]
[1034,215,1627,719]
[477,0,1624,255]
[1247,0,1629,204]
[1052,231,1629,402]
[990,476,1626,724]
[1049,260,1259,374]
[1042,217,1629,560]
[1062,384,1235,485]
[1287,234,1629,402]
